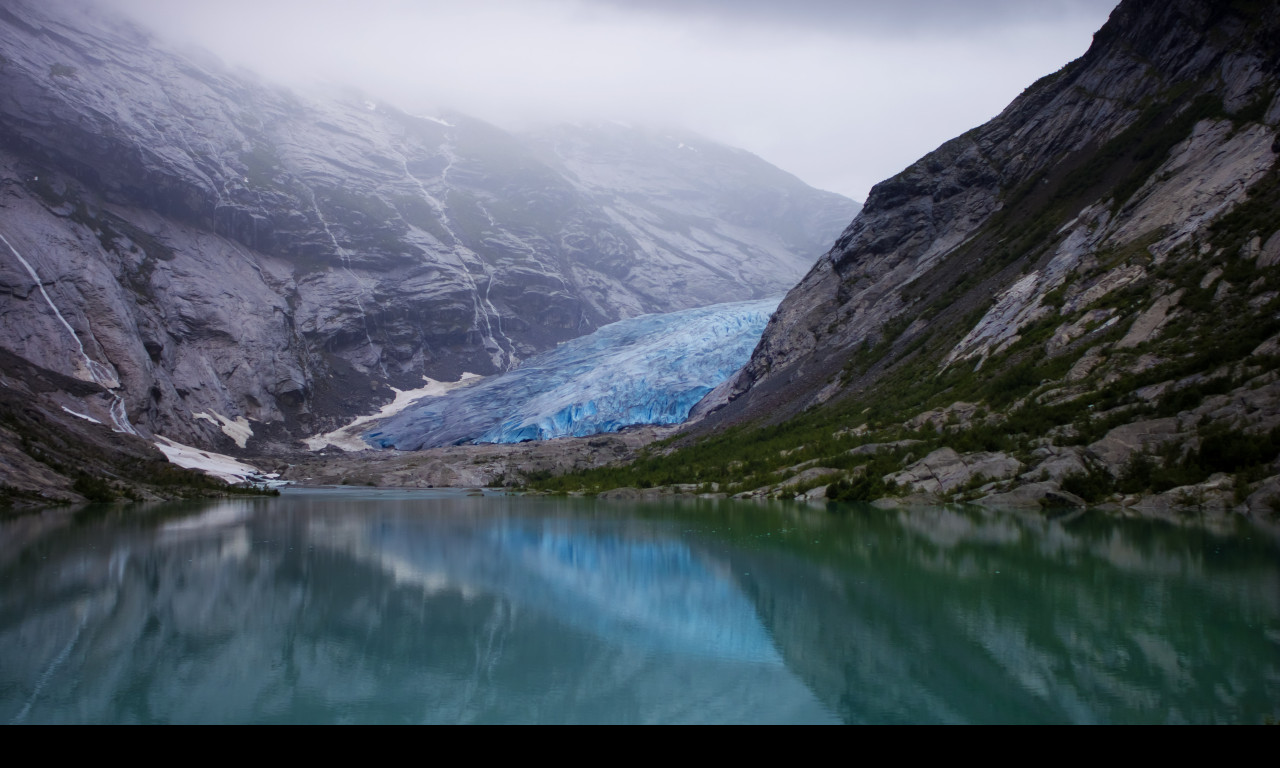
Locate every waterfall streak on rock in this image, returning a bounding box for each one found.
[0,231,138,434]
[398,150,516,371]
[306,189,388,378]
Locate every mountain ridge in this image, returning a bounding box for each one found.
[0,0,854,454]
[0,0,854,505]
[706,0,1280,426]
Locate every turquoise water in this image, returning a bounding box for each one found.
[1,489,1276,723]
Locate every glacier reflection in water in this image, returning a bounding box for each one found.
[0,489,1277,724]
[0,490,830,724]
[367,297,779,449]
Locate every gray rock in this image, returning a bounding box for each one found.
[599,487,642,500]
[776,467,841,490]
[972,482,1060,509]
[1244,475,1280,519]
[1066,346,1106,382]
[1086,417,1183,473]
[973,482,1086,510]
[871,492,942,508]
[846,439,922,456]
[1043,489,1089,509]
[886,448,1021,494]
[1116,290,1184,349]
[1022,445,1089,483]
[1127,474,1242,520]
[1257,230,1280,268]
[907,403,980,431]
[799,485,829,501]
[0,0,857,448]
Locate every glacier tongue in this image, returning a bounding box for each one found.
[367,298,781,450]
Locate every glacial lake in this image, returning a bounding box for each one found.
[1,488,1276,724]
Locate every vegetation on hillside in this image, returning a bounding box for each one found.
[529,89,1280,507]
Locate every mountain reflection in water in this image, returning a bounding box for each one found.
[0,489,1275,724]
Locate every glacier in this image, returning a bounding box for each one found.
[366,297,780,450]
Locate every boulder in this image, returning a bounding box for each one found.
[1242,475,1280,519]
[799,485,828,501]
[886,448,1021,494]
[847,439,922,456]
[1022,445,1090,482]
[1257,230,1280,269]
[871,492,942,508]
[972,482,1059,509]
[1086,417,1183,473]
[777,467,841,490]
[1116,290,1184,349]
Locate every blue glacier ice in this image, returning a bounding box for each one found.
[366,297,780,450]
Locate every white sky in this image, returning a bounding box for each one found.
[105,0,1120,201]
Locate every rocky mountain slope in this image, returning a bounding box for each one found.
[0,0,855,470]
[543,0,1280,520]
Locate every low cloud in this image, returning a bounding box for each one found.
[105,0,1118,200]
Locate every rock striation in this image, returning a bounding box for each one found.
[0,0,855,456]
[707,0,1280,427]
[608,0,1280,520]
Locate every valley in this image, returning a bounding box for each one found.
[522,0,1280,525]
[3,0,1280,726]
[3,0,1280,530]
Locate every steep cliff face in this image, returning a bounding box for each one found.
[533,0,1280,515]
[706,0,1280,425]
[524,123,854,311]
[0,0,855,453]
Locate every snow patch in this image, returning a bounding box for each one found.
[61,406,101,424]
[417,114,455,127]
[154,436,277,485]
[192,411,253,448]
[304,373,483,452]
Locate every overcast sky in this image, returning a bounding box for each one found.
[106,0,1120,202]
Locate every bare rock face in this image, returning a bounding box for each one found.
[1086,417,1186,470]
[698,0,1280,430]
[971,483,1087,510]
[886,448,1021,495]
[648,0,1280,519]
[0,0,856,452]
[1115,290,1184,349]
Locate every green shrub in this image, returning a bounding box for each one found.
[72,475,116,503]
[1061,463,1115,503]
[827,473,897,503]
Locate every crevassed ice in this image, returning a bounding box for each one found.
[366,297,780,450]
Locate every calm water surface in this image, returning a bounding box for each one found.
[1,488,1276,723]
